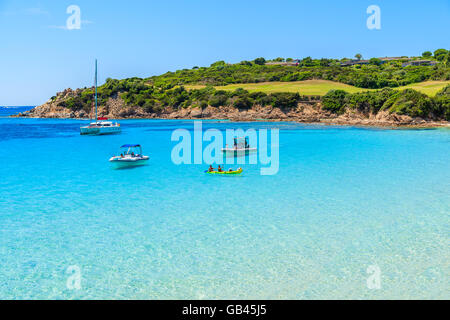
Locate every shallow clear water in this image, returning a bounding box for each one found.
[0,118,449,299]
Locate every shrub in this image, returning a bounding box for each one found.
[270,92,301,109]
[208,94,229,107]
[434,85,450,120]
[381,89,434,118]
[322,90,350,114]
[234,96,253,109]
[346,89,396,114]
[253,57,266,65]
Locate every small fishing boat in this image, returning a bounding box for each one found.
[206,168,243,175]
[222,137,257,156]
[109,144,149,168]
[80,60,121,136]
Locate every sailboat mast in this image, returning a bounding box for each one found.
[95,59,98,122]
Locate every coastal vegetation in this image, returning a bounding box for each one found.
[148,51,450,89]
[50,50,450,121]
[322,88,448,119]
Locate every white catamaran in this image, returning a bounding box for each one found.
[80,60,121,135]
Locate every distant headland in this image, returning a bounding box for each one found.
[17,50,450,128]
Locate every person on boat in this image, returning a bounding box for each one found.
[208,165,215,172]
[120,153,124,158]
[131,152,135,157]
[229,168,233,172]
[218,165,223,172]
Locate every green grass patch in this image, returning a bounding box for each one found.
[185,80,450,97]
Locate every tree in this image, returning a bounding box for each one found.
[369,58,383,66]
[239,60,252,66]
[422,51,432,58]
[300,56,314,66]
[355,53,362,61]
[434,49,448,61]
[210,61,226,67]
[253,57,266,65]
[319,58,332,67]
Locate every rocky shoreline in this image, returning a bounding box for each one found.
[15,88,450,129]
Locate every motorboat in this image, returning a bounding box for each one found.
[109,144,149,168]
[222,137,257,156]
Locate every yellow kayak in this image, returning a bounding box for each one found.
[206,168,243,175]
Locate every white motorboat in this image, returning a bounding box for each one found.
[80,59,121,136]
[222,137,257,156]
[109,144,149,168]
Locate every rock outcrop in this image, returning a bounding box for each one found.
[16,90,449,128]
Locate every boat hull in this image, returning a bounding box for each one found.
[206,168,243,175]
[109,156,149,169]
[80,126,121,135]
[221,148,257,157]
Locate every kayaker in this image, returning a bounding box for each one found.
[218,165,223,172]
[208,165,215,172]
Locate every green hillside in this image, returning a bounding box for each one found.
[53,52,450,121]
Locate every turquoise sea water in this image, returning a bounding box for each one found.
[0,116,449,299]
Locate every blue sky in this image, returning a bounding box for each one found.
[0,0,449,105]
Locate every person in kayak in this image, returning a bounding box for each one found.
[218,165,223,172]
[208,165,215,172]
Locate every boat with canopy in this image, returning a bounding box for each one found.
[109,144,149,168]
